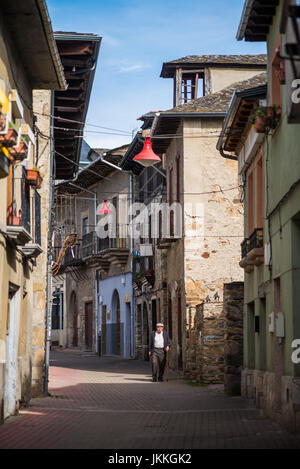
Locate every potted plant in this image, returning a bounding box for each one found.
[0,123,18,147]
[249,105,281,133]
[26,166,43,188]
[10,140,27,162]
[7,206,22,226]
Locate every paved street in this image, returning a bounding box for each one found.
[0,348,300,449]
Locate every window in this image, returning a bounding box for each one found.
[176,154,180,202]
[256,149,264,230]
[82,216,88,236]
[169,167,174,236]
[247,169,254,236]
[169,167,173,204]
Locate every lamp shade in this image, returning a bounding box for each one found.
[97,200,112,214]
[133,136,161,167]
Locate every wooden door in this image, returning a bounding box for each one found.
[85,302,93,349]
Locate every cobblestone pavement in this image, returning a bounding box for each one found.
[0,348,300,449]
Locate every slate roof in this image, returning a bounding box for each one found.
[163,72,267,114]
[160,54,267,77]
[164,54,267,65]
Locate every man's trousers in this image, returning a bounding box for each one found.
[151,349,166,380]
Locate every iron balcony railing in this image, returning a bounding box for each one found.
[52,242,83,269]
[249,228,264,251]
[64,242,83,266]
[241,228,264,259]
[241,238,249,259]
[82,227,129,259]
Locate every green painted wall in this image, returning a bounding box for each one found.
[244,0,300,379]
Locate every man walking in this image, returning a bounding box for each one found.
[149,323,171,382]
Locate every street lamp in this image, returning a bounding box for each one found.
[97,200,112,214]
[133,136,161,167]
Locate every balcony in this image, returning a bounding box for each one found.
[240,228,264,272]
[82,228,130,272]
[52,242,84,274]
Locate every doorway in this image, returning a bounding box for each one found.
[70,291,78,347]
[4,284,20,420]
[112,290,121,355]
[85,302,93,350]
[125,302,131,357]
[101,305,107,355]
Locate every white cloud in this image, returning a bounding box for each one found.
[102,34,120,47]
[119,63,151,73]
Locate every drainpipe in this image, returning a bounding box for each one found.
[44,91,55,395]
[219,147,238,161]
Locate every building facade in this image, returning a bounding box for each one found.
[53,145,134,357]
[0,1,65,422]
[217,0,300,432]
[121,56,266,386]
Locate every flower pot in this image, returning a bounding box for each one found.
[10,141,27,161]
[0,128,18,147]
[7,214,22,226]
[26,169,41,187]
[254,116,268,133]
[36,175,43,189]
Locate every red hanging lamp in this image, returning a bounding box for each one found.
[133,136,161,167]
[97,200,112,214]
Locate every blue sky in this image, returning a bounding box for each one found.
[47,0,266,149]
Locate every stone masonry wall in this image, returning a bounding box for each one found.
[185,302,224,384]
[223,282,244,395]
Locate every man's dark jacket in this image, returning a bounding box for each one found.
[150,329,171,352]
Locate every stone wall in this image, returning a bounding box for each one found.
[184,282,244,387]
[31,90,52,397]
[185,302,224,384]
[223,282,244,395]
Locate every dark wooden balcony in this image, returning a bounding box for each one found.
[240,228,264,272]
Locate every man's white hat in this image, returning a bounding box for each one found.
[156,322,164,327]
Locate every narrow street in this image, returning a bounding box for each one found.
[0,349,299,449]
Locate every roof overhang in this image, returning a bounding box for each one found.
[120,133,146,175]
[217,84,267,155]
[2,0,66,90]
[53,32,102,180]
[236,0,279,42]
[152,112,226,154]
[161,58,266,78]
[56,144,128,195]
